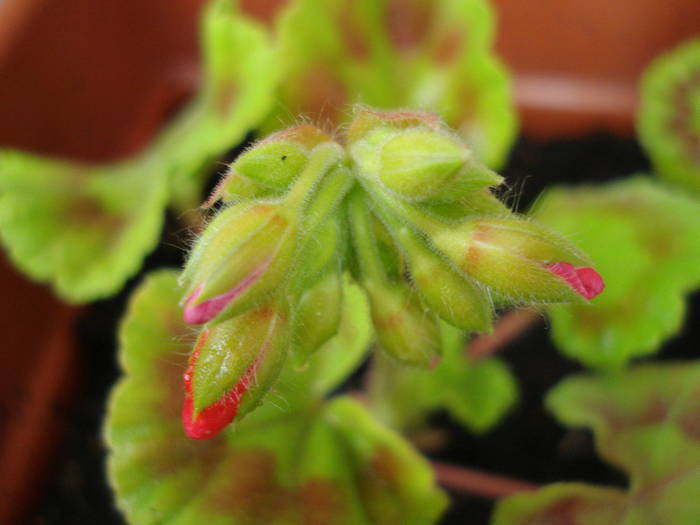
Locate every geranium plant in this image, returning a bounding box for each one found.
[3,1,700,524]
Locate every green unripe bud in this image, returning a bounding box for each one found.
[346,107,440,145]
[431,216,592,303]
[183,301,288,439]
[203,171,278,207]
[377,129,467,200]
[181,202,274,288]
[395,224,493,333]
[205,125,334,208]
[182,203,297,324]
[235,140,308,189]
[292,267,342,363]
[419,188,509,221]
[364,279,441,367]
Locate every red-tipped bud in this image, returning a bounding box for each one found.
[183,303,288,439]
[431,216,603,303]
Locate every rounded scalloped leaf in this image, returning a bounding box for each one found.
[493,362,700,525]
[266,0,516,168]
[637,39,700,194]
[0,152,168,302]
[533,177,700,369]
[106,270,447,525]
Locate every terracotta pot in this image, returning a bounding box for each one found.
[0,0,207,163]
[492,0,700,138]
[0,256,79,525]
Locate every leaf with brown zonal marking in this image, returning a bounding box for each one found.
[492,361,700,525]
[533,177,700,369]
[266,0,516,168]
[106,270,447,525]
[0,0,278,302]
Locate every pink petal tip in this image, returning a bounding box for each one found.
[182,337,259,440]
[546,262,605,300]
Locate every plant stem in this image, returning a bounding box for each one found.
[432,461,538,499]
[467,309,541,360]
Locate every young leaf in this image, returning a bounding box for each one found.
[0,0,278,302]
[637,39,700,194]
[369,323,517,433]
[493,361,700,525]
[106,270,447,525]
[267,0,516,168]
[533,177,700,369]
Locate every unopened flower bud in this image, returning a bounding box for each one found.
[431,216,604,302]
[183,302,288,439]
[181,203,296,324]
[204,125,333,207]
[202,171,278,208]
[349,109,501,201]
[291,267,342,363]
[395,224,493,332]
[364,279,442,367]
[377,129,467,200]
[234,125,333,190]
[346,107,441,145]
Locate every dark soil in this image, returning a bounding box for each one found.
[28,134,700,525]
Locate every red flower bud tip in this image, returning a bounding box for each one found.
[183,259,272,325]
[546,262,605,300]
[182,330,261,440]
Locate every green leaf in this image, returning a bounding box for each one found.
[369,322,517,433]
[106,270,446,525]
[637,38,700,194]
[0,152,168,302]
[267,0,516,168]
[0,0,278,302]
[533,177,700,369]
[493,361,700,525]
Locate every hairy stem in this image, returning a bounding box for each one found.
[467,309,541,360]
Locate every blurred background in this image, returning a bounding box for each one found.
[1,0,699,524]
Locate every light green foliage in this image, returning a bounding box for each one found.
[493,361,700,525]
[534,177,700,369]
[369,323,517,433]
[637,39,700,194]
[268,0,517,168]
[106,270,447,525]
[0,153,168,302]
[0,0,277,302]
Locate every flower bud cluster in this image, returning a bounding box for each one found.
[178,108,604,439]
